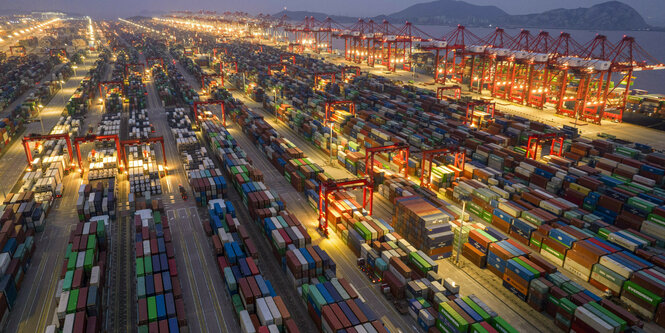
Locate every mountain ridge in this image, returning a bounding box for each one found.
[275,0,651,31]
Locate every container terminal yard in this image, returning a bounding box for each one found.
[0,8,663,333]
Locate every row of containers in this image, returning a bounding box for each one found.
[46,214,108,333]
[191,104,392,333]
[25,114,81,205]
[198,42,660,330]
[214,40,665,330]
[1,52,74,151]
[66,49,111,116]
[178,43,520,332]
[156,54,305,333]
[197,76,522,332]
[134,208,186,332]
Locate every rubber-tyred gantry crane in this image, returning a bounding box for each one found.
[184,46,198,56]
[120,137,167,169]
[314,72,337,90]
[222,61,238,74]
[49,48,67,58]
[364,142,410,181]
[74,134,122,172]
[9,46,26,57]
[98,81,123,98]
[324,101,356,126]
[318,177,373,235]
[341,66,360,81]
[212,47,227,59]
[437,86,462,101]
[201,74,224,92]
[22,134,74,169]
[268,63,287,75]
[419,147,465,188]
[526,133,564,160]
[146,57,164,68]
[193,100,226,126]
[465,100,495,126]
[124,63,145,77]
[280,54,296,65]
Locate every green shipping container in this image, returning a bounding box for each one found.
[439,302,469,332]
[148,296,157,322]
[144,256,153,275]
[67,288,79,314]
[623,281,663,306]
[87,235,96,251]
[137,257,145,277]
[63,270,74,291]
[492,316,519,333]
[84,249,94,273]
[462,297,491,323]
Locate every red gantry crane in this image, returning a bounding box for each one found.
[465,100,495,126]
[146,57,164,68]
[318,177,373,235]
[124,63,145,77]
[314,72,337,90]
[525,133,564,160]
[222,61,238,74]
[192,100,226,126]
[49,48,67,58]
[280,54,296,65]
[22,134,74,169]
[120,137,167,170]
[74,134,122,173]
[437,86,462,101]
[341,66,361,82]
[419,147,465,189]
[9,46,26,57]
[324,101,356,126]
[201,73,224,92]
[364,142,410,182]
[98,81,123,98]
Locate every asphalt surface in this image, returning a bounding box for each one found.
[171,58,321,333]
[4,52,102,333]
[143,69,240,333]
[0,56,95,200]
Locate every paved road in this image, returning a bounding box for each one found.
[0,54,98,200]
[143,64,239,333]
[170,57,323,332]
[4,52,102,333]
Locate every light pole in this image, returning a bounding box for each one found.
[456,194,471,265]
[329,122,334,165]
[38,104,45,134]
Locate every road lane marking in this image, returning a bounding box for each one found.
[177,212,207,332]
[189,210,226,333]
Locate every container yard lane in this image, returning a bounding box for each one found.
[143,60,239,333]
[4,52,101,333]
[223,79,548,333]
[175,61,413,331]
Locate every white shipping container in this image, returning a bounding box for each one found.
[57,291,70,320]
[573,306,614,333]
[265,296,282,326]
[63,313,75,333]
[239,310,256,333]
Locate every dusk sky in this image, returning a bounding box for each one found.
[3,0,664,25]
